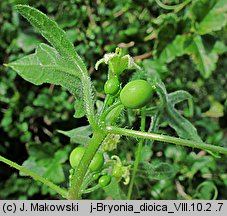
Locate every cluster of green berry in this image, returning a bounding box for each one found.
[69,147,111,187]
[69,48,154,193]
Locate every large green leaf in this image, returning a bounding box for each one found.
[12,5,88,117]
[16,5,86,72]
[143,60,202,142]
[7,43,84,116]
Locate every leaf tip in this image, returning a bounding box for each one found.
[3,62,16,70]
[4,62,15,69]
[15,4,31,13]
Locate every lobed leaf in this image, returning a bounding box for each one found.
[16,5,86,73]
[13,5,90,117]
[143,60,202,142]
[7,44,84,111]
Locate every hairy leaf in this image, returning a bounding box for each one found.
[168,90,192,106]
[165,104,203,142]
[14,5,88,117]
[143,60,202,142]
[16,5,86,72]
[7,44,84,115]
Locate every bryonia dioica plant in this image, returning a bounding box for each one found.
[1,4,227,200]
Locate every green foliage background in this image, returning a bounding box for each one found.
[0,0,227,199]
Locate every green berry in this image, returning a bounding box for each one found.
[92,173,100,180]
[104,77,120,95]
[120,79,153,109]
[89,152,104,172]
[69,147,85,168]
[98,175,111,187]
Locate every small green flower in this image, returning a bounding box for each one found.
[102,134,121,152]
[95,48,140,75]
[111,155,131,185]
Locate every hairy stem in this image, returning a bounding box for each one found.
[127,107,146,199]
[105,126,227,155]
[68,130,106,199]
[0,155,67,198]
[81,73,98,129]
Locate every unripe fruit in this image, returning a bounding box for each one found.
[69,147,85,168]
[89,152,104,172]
[120,79,153,109]
[104,77,120,95]
[98,175,111,187]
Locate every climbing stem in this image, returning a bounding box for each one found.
[105,126,227,155]
[0,155,67,198]
[127,107,146,199]
[68,130,106,199]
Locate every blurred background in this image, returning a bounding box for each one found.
[0,0,227,199]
